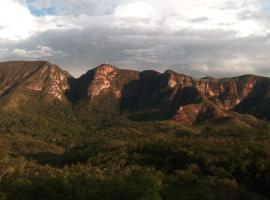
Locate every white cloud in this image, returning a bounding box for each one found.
[115,1,157,19]
[119,0,269,37]
[0,0,37,40]
[0,45,66,59]
[2,0,268,41]
[190,56,256,75]
[0,0,84,41]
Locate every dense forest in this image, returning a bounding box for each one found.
[0,101,270,200]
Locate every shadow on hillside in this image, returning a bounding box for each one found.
[22,152,64,167]
[120,80,140,111]
[64,77,79,104]
[64,73,95,104]
[22,148,94,167]
[120,79,175,122]
[234,78,270,119]
[127,111,172,122]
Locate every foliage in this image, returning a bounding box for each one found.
[0,102,270,199]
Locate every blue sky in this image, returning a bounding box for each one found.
[28,6,56,16]
[260,0,270,10]
[0,0,270,77]
[26,0,55,16]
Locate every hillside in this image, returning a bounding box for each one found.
[0,61,270,200]
[0,61,268,123]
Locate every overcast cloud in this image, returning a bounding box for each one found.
[0,0,270,77]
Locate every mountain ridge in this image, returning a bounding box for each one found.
[0,60,269,124]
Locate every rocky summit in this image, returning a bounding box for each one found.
[0,61,269,124]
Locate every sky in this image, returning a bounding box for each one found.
[0,0,270,77]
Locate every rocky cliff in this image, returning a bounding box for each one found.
[0,61,71,110]
[0,61,268,123]
[70,64,139,103]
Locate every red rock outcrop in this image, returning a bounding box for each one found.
[0,61,268,123]
[0,61,71,102]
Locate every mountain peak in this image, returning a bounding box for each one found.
[94,64,118,72]
[1,61,270,123]
[164,69,177,75]
[0,61,71,104]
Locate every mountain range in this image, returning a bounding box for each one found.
[2,61,270,199]
[1,60,270,124]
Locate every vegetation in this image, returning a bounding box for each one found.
[0,98,269,200]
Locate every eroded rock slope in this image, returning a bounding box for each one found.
[0,61,268,123]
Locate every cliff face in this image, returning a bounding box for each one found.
[0,61,71,110]
[196,75,257,109]
[70,64,139,103]
[86,64,139,99]
[87,65,118,97]
[119,70,262,123]
[0,61,268,123]
[24,62,71,101]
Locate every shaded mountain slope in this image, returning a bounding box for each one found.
[0,61,72,111]
[0,61,269,124]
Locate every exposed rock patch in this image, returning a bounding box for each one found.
[0,61,269,123]
[87,64,118,97]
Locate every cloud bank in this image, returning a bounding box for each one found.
[0,0,270,77]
